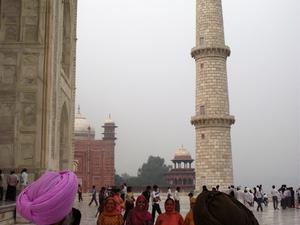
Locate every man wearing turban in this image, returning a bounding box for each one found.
[16,170,81,225]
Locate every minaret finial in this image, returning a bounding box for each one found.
[77,105,80,114]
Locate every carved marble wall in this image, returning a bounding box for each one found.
[0,0,77,178]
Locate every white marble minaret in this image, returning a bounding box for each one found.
[191,0,235,191]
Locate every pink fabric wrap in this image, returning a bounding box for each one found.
[16,170,78,225]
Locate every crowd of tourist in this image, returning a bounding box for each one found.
[226,184,300,211]
[85,182,300,224]
[1,168,300,225]
[0,169,28,202]
[91,184,188,225]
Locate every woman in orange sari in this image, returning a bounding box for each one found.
[155,198,183,225]
[183,197,196,225]
[97,197,123,225]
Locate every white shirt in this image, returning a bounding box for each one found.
[236,190,244,203]
[174,190,180,201]
[243,191,253,204]
[167,188,172,197]
[271,188,280,198]
[21,172,28,186]
[151,190,160,204]
[255,190,263,199]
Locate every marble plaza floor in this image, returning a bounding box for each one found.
[72,194,300,225]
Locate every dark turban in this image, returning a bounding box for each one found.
[193,191,259,225]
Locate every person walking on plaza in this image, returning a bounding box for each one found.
[113,188,125,214]
[271,185,280,210]
[151,185,162,222]
[155,198,183,225]
[0,170,4,201]
[167,187,172,198]
[174,186,181,213]
[77,184,83,202]
[236,186,244,203]
[125,195,153,225]
[89,185,98,206]
[255,187,264,212]
[5,170,18,201]
[243,188,254,208]
[120,183,127,201]
[97,197,123,225]
[142,185,151,203]
[20,168,28,191]
[123,186,135,221]
[95,187,107,218]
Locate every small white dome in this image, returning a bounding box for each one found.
[174,146,192,160]
[74,107,95,137]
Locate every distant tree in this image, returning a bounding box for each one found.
[121,173,131,180]
[137,155,169,186]
[115,173,124,186]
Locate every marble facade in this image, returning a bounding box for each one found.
[0,0,77,178]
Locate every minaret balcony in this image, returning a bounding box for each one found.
[191,115,235,128]
[191,45,230,60]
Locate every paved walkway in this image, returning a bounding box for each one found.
[74,194,300,225]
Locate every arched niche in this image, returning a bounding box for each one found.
[59,103,70,170]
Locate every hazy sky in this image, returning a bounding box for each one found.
[76,0,300,188]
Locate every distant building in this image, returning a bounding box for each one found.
[165,146,195,191]
[74,107,117,192]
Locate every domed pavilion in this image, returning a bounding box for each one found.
[165,146,195,191]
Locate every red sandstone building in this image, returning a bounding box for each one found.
[165,147,195,191]
[74,108,117,192]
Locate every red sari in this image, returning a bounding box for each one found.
[126,195,153,225]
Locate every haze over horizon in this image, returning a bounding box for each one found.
[75,0,300,189]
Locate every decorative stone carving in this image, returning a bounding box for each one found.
[24,26,38,42]
[23,0,39,42]
[0,52,17,85]
[0,103,14,117]
[21,54,38,85]
[0,66,16,85]
[0,144,13,166]
[2,0,21,42]
[21,66,37,85]
[3,53,17,65]
[20,92,36,103]
[20,143,34,160]
[22,103,36,126]
[0,101,14,139]
[22,54,38,65]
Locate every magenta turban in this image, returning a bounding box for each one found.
[16,170,78,225]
